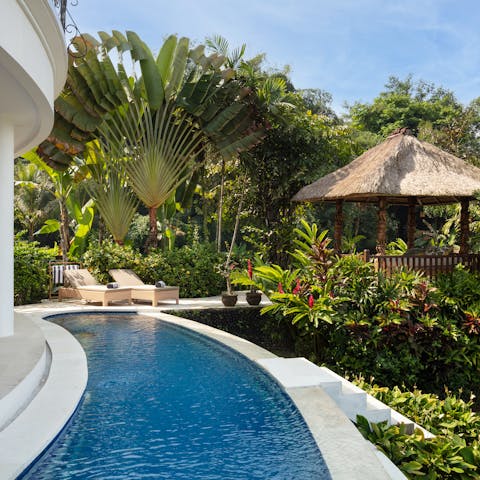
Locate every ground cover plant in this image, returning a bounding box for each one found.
[355,379,480,478]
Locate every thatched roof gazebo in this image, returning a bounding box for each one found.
[293,129,480,270]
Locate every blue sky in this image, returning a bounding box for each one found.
[70,0,480,112]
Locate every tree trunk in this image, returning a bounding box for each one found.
[407,197,416,249]
[460,199,470,254]
[216,158,225,252]
[201,169,209,242]
[145,206,158,252]
[334,200,343,253]
[59,200,70,262]
[98,218,104,245]
[376,197,387,255]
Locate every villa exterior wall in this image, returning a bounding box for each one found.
[0,1,67,336]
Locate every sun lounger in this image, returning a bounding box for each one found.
[109,269,179,306]
[59,269,131,306]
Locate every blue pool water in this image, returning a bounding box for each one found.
[23,313,331,479]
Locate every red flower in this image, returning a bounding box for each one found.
[247,259,253,280]
[292,278,301,295]
[308,294,314,309]
[278,282,284,294]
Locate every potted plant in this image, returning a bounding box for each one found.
[217,260,238,307]
[232,259,262,305]
[245,259,262,305]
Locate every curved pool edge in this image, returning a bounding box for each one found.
[0,310,88,480]
[7,305,403,479]
[145,312,403,480]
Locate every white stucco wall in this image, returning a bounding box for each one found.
[0,1,67,336]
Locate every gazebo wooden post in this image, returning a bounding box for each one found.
[334,199,343,253]
[377,197,387,255]
[460,199,470,254]
[407,196,416,250]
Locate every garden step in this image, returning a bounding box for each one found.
[257,357,435,439]
[257,357,342,394]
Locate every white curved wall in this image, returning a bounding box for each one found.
[0,0,67,155]
[0,1,67,336]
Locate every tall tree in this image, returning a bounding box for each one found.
[348,75,480,163]
[14,160,56,241]
[37,31,265,250]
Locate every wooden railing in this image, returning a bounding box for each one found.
[371,253,480,278]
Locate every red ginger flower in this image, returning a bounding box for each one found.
[308,294,314,309]
[278,282,284,294]
[247,259,253,280]
[292,278,301,295]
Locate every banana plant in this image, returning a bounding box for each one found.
[14,160,56,241]
[23,150,95,260]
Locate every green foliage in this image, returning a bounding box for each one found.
[82,241,141,283]
[82,241,224,297]
[14,239,56,305]
[357,416,479,479]
[349,75,463,137]
[385,237,408,255]
[255,221,480,397]
[355,380,480,441]
[238,102,354,264]
[348,75,480,164]
[354,381,480,478]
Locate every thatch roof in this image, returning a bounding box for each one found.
[292,130,480,205]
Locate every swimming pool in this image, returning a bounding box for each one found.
[22,313,330,479]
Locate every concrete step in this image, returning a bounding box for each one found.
[257,357,434,439]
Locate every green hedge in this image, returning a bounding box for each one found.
[14,240,55,305]
[82,241,225,298]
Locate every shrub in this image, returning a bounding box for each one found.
[82,241,224,298]
[82,241,142,283]
[354,380,480,478]
[148,243,225,298]
[14,239,56,305]
[254,221,480,398]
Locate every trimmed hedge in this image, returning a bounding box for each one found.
[14,240,55,305]
[82,241,225,298]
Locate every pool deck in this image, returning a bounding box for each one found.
[0,294,405,479]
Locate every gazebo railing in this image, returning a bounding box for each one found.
[370,253,480,279]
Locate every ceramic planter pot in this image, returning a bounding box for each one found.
[246,291,262,306]
[221,293,238,307]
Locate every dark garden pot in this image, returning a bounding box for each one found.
[221,293,238,307]
[246,291,262,306]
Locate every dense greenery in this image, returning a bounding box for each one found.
[14,239,55,305]
[252,221,480,400]
[243,220,480,477]
[355,380,480,478]
[82,240,225,298]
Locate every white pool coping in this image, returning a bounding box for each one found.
[2,304,404,479]
[0,310,88,479]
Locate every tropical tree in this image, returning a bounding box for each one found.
[21,150,95,260]
[37,31,265,250]
[81,143,138,245]
[14,160,56,241]
[348,75,480,164]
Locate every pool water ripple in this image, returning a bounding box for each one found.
[23,314,331,479]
